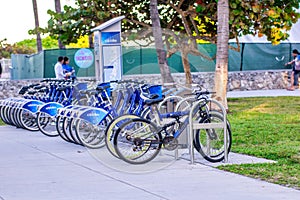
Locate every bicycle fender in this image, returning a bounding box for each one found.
[78,108,109,125]
[22,100,44,113]
[39,102,64,116]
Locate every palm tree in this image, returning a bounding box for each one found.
[54,0,65,49]
[32,0,42,52]
[213,0,229,109]
[149,0,174,84]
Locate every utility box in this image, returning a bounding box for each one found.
[91,16,125,82]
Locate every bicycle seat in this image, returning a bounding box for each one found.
[96,85,110,91]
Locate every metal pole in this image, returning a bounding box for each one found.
[188,101,197,164]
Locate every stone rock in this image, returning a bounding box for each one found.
[0,70,291,99]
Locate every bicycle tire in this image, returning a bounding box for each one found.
[105,114,140,158]
[193,112,232,163]
[0,105,7,124]
[68,118,83,145]
[5,106,16,126]
[75,114,113,149]
[11,107,23,128]
[56,115,73,143]
[18,109,39,131]
[113,118,162,164]
[36,112,59,137]
[1,106,13,125]
[62,117,78,144]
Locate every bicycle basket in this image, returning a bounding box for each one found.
[145,85,163,98]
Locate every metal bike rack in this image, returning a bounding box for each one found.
[188,98,228,164]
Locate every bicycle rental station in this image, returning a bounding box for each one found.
[0,16,231,167]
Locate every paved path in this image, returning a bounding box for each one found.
[0,125,299,200]
[227,89,300,97]
[0,89,299,199]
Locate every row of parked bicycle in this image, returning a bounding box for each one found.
[0,78,232,164]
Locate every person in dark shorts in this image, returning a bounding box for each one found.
[285,49,300,91]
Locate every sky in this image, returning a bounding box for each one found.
[0,0,75,44]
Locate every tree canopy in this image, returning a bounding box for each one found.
[43,0,300,46]
[0,39,35,59]
[196,0,300,45]
[40,0,299,85]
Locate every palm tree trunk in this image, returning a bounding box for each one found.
[54,0,66,49]
[213,0,229,109]
[32,0,42,52]
[149,0,174,84]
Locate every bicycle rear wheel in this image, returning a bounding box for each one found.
[193,112,232,163]
[113,118,162,164]
[105,114,140,158]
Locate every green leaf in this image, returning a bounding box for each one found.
[196,5,203,13]
[230,3,237,9]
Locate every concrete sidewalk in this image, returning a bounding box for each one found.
[0,125,299,200]
[227,89,300,98]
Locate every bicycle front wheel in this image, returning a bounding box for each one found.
[193,112,232,163]
[19,109,39,131]
[105,114,140,158]
[36,112,59,137]
[113,118,162,165]
[75,114,113,149]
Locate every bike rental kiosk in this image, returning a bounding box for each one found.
[91,16,125,82]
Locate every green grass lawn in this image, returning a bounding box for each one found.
[0,96,299,189]
[221,96,300,189]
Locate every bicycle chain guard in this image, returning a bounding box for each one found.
[162,136,178,151]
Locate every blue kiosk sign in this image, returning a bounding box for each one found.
[91,16,125,82]
[101,32,121,44]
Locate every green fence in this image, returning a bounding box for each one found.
[11,49,95,80]
[43,49,95,78]
[229,43,300,71]
[10,43,300,80]
[11,52,44,80]
[122,44,217,75]
[123,43,300,74]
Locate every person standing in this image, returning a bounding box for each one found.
[54,56,65,79]
[62,56,76,80]
[285,49,300,91]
